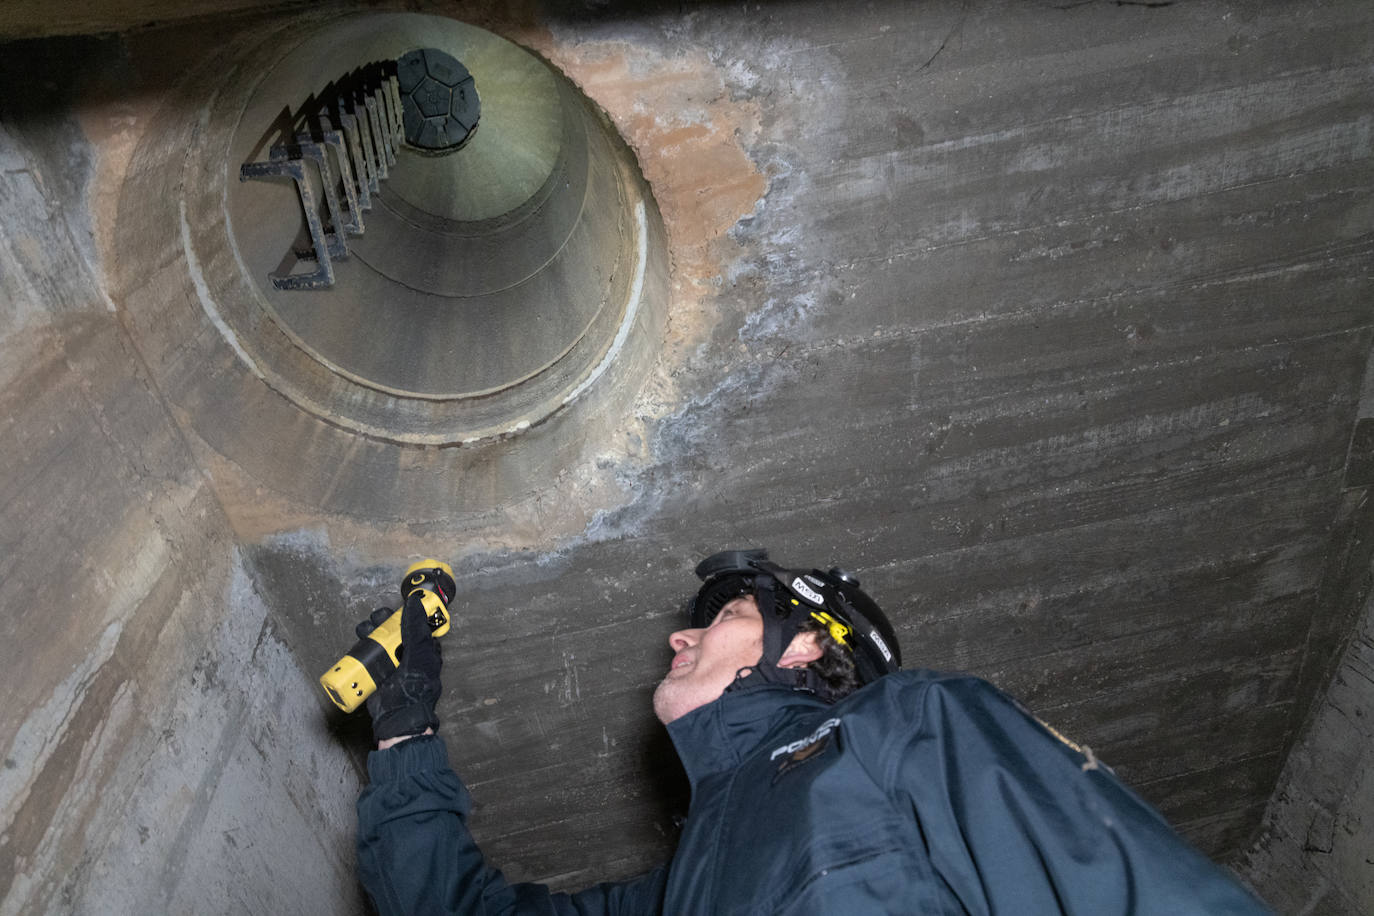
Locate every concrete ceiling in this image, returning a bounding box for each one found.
[3,0,1373,907]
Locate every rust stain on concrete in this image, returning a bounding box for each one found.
[532,40,766,298]
[460,0,768,352]
[497,26,773,467]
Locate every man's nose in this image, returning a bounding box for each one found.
[668,628,700,651]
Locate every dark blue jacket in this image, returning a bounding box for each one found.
[356,670,1271,914]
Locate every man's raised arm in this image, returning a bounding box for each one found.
[354,593,666,916]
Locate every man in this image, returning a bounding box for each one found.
[355,549,1271,914]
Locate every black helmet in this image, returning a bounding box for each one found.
[690,548,901,700]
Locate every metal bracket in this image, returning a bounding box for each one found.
[381,83,400,150]
[387,76,405,139]
[364,94,389,179]
[376,87,397,165]
[239,146,336,291]
[320,115,364,234]
[339,102,377,200]
[294,131,348,260]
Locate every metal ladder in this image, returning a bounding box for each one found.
[238,65,405,290]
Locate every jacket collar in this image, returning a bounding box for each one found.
[665,680,827,790]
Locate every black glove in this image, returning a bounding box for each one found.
[362,592,442,742]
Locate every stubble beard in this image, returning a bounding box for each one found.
[652,675,683,724]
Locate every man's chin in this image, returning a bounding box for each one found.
[652,679,697,725]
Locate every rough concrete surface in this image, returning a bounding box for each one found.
[1242,581,1374,916]
[2,0,1374,912]
[47,559,362,916]
[0,82,362,912]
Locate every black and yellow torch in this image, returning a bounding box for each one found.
[320,559,455,712]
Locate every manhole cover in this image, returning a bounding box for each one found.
[396,48,479,151]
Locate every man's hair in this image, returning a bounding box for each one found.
[800,618,860,700]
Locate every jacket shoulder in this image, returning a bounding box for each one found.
[814,670,993,769]
[838,668,1003,712]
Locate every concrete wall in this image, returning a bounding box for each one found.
[1241,369,1374,915]
[0,57,361,916]
[1242,584,1374,915]
[0,0,311,40]
[3,1,1374,912]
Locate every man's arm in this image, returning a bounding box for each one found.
[354,594,666,916]
[882,675,1271,915]
[357,735,666,916]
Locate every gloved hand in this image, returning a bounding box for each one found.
[359,592,442,742]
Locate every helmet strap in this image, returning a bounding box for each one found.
[726,575,841,701]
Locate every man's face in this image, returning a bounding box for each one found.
[653,594,764,724]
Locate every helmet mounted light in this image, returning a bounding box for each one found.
[690,548,901,700]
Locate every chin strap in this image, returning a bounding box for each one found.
[723,575,842,703]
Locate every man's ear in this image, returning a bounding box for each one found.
[778,630,824,669]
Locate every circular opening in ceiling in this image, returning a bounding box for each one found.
[397,48,480,152]
[115,11,671,521]
[187,14,668,445]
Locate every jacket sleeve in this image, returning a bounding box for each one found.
[357,735,667,916]
[882,676,1272,915]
